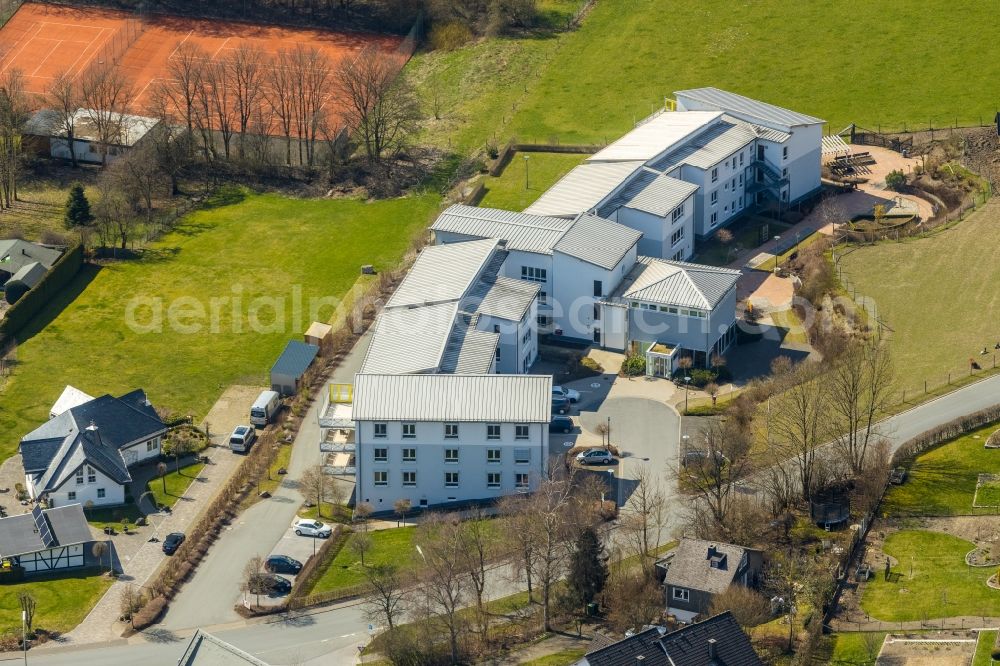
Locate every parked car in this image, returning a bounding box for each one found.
[575,448,614,466]
[162,532,185,555]
[248,572,292,596]
[229,425,257,453]
[293,518,332,538]
[551,396,571,415]
[549,416,574,433]
[889,467,907,485]
[265,555,303,575]
[552,386,580,403]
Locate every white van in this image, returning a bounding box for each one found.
[250,390,281,427]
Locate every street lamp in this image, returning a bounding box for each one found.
[22,610,27,666]
[683,376,692,414]
[773,236,781,274]
[524,154,530,190]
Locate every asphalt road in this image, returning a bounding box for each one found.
[158,331,373,631]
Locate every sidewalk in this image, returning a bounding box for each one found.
[829,615,1000,633]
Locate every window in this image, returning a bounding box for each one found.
[724,181,728,191]
[76,469,84,485]
[724,204,729,213]
[493,324,500,333]
[672,250,684,262]
[146,440,157,452]
[593,303,601,321]
[402,423,416,439]
[731,157,737,169]
[374,448,388,462]
[783,146,788,160]
[487,472,501,488]
[487,424,501,440]
[782,167,788,178]
[671,228,684,246]
[403,471,416,486]
[402,447,416,462]
[373,423,387,438]
[374,471,388,486]
[97,488,106,499]
[537,315,551,327]
[710,191,718,205]
[672,587,690,601]
[496,347,501,361]
[593,280,603,297]
[445,472,459,487]
[521,266,546,283]
[445,448,459,463]
[522,329,531,344]
[515,425,529,440]
[739,151,744,166]
[710,212,718,227]
[682,308,706,318]
[445,423,459,439]
[671,205,684,222]
[67,491,76,501]
[515,473,529,489]
[739,174,743,185]
[593,328,601,344]
[87,466,96,483]
[711,167,718,182]
[487,448,501,463]
[538,291,547,305]
[514,448,531,464]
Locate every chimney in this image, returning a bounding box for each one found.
[707,544,717,559]
[708,638,717,659]
[85,421,101,446]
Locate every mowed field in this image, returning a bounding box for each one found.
[839,202,1000,394]
[0,189,439,462]
[478,152,587,211]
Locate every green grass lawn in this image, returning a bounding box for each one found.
[84,503,144,532]
[768,308,808,345]
[974,630,999,666]
[308,527,416,594]
[882,422,1000,516]
[0,188,440,463]
[148,461,206,509]
[478,152,587,211]
[976,480,1000,510]
[825,632,886,666]
[839,204,1000,398]
[521,648,588,666]
[0,568,113,635]
[861,530,1000,621]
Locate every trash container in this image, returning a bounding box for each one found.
[586,602,599,617]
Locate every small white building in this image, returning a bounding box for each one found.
[352,373,551,510]
[19,389,167,508]
[24,108,160,165]
[0,504,97,575]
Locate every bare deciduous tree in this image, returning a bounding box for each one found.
[204,61,236,160]
[708,584,771,634]
[770,362,830,502]
[0,69,30,208]
[242,555,267,608]
[301,464,333,518]
[362,563,407,630]
[619,466,666,577]
[48,72,80,168]
[414,514,467,664]
[266,49,297,166]
[830,339,895,475]
[456,507,496,638]
[18,592,36,635]
[498,493,537,602]
[227,44,267,159]
[350,531,372,566]
[682,420,753,539]
[79,64,136,167]
[525,477,574,632]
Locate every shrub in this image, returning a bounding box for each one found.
[689,368,717,388]
[885,169,906,191]
[132,596,167,630]
[581,356,604,373]
[429,21,472,51]
[620,354,646,376]
[4,279,29,305]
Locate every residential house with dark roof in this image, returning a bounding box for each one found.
[659,538,764,622]
[0,503,101,575]
[19,389,167,508]
[0,239,62,286]
[575,612,763,666]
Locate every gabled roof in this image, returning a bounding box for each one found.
[659,612,764,666]
[581,627,670,666]
[0,504,93,559]
[439,323,498,375]
[178,629,271,666]
[386,239,500,309]
[721,114,790,143]
[618,257,740,310]
[360,302,459,375]
[25,108,160,147]
[352,374,552,423]
[430,205,573,255]
[0,239,62,275]
[674,87,824,129]
[472,276,539,322]
[554,213,642,270]
[664,538,759,595]
[525,161,644,217]
[597,168,699,219]
[587,111,723,163]
[651,120,756,172]
[50,385,94,419]
[10,261,47,288]
[271,340,318,379]
[34,424,132,493]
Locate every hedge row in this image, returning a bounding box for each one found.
[0,243,83,347]
[284,527,367,610]
[891,403,1000,467]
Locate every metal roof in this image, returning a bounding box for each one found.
[178,629,271,666]
[721,114,791,143]
[524,161,644,217]
[352,374,552,423]
[386,238,499,309]
[587,111,723,163]
[0,504,93,559]
[598,168,699,218]
[554,213,642,270]
[439,325,498,374]
[617,256,740,309]
[25,108,160,146]
[473,276,539,322]
[674,87,824,128]
[430,205,573,255]
[652,120,756,172]
[360,302,459,375]
[10,261,47,288]
[270,340,319,379]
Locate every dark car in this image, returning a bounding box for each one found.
[551,396,570,415]
[549,416,574,433]
[249,572,292,596]
[265,554,303,575]
[162,532,185,555]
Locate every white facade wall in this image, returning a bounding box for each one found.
[607,196,694,261]
[499,250,555,332]
[38,464,126,508]
[685,144,754,239]
[49,138,126,164]
[476,296,538,374]
[551,246,637,343]
[781,125,822,203]
[355,420,548,509]
[120,435,162,467]
[18,543,85,573]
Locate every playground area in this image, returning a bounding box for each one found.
[0,2,407,124]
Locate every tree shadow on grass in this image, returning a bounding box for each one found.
[884,459,974,516]
[12,263,99,345]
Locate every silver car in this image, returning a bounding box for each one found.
[293,518,332,538]
[575,448,614,465]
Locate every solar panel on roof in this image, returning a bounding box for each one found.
[32,504,56,548]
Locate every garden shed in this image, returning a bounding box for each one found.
[304,321,333,355]
[270,340,319,396]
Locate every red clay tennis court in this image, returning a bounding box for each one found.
[1,2,408,119]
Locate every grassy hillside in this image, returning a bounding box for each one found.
[0,189,439,461]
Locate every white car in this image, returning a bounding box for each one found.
[552,386,580,403]
[293,518,332,538]
[576,448,614,465]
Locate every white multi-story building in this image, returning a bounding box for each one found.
[352,373,551,510]
[524,87,824,258]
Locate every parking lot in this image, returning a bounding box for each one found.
[252,523,328,607]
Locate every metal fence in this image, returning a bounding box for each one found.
[0,0,22,27]
[75,14,145,81]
